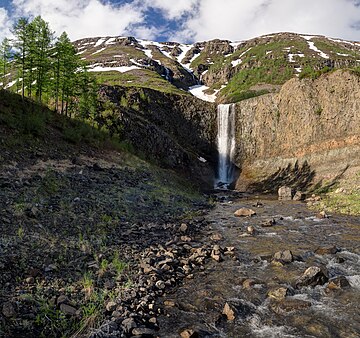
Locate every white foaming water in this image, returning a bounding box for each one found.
[216,104,236,188]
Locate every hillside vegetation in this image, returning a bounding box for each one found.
[0,89,208,337]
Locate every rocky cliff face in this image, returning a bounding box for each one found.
[97,86,217,188]
[232,70,360,192]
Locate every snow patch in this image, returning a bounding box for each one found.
[94,38,106,47]
[88,65,140,73]
[76,50,86,55]
[189,85,217,102]
[337,52,349,57]
[5,79,18,89]
[301,36,329,59]
[177,44,193,65]
[143,49,153,59]
[288,53,304,62]
[105,37,116,45]
[92,47,107,55]
[231,59,242,67]
[198,157,207,163]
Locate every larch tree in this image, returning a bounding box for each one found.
[0,38,12,89]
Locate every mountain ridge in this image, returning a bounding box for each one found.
[74,32,360,103]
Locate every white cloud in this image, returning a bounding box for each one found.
[11,0,145,40]
[2,0,360,43]
[0,8,12,42]
[175,0,360,42]
[140,0,198,19]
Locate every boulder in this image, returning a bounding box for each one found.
[273,250,293,264]
[270,298,311,314]
[295,266,328,288]
[315,246,339,255]
[234,208,256,217]
[326,276,350,291]
[278,186,294,200]
[60,303,78,316]
[293,191,306,201]
[180,329,199,338]
[267,287,291,300]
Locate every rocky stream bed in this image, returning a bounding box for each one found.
[1,158,359,338]
[156,192,360,338]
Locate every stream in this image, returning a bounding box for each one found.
[156,192,360,337]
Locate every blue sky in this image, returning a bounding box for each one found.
[0,0,360,43]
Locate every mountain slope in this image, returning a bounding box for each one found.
[74,32,360,103]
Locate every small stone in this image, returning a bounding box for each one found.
[234,208,256,217]
[267,287,290,300]
[293,191,306,201]
[222,302,236,321]
[326,276,350,291]
[122,318,137,333]
[149,317,157,324]
[92,163,103,171]
[2,302,16,318]
[164,300,175,307]
[180,329,199,338]
[247,226,257,235]
[44,264,58,272]
[273,250,293,264]
[60,303,78,316]
[180,236,192,242]
[210,233,222,241]
[315,246,339,255]
[270,299,311,314]
[261,218,276,227]
[155,280,166,289]
[316,211,329,219]
[132,327,157,335]
[243,279,257,289]
[56,295,69,305]
[25,276,34,284]
[278,186,294,200]
[179,223,188,233]
[106,301,117,312]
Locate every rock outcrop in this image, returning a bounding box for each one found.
[232,70,360,192]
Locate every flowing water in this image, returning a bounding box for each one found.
[216,104,236,188]
[157,193,360,337]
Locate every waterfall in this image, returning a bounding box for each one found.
[216,103,236,188]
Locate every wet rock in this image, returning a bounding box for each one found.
[326,276,350,291]
[293,191,306,201]
[278,186,294,200]
[261,218,276,227]
[2,302,16,318]
[60,303,78,316]
[242,278,260,289]
[246,226,257,235]
[316,210,329,219]
[315,246,339,255]
[132,327,157,336]
[295,266,329,288]
[222,302,236,321]
[267,287,291,300]
[180,329,199,338]
[234,208,256,217]
[210,233,222,241]
[271,298,311,314]
[273,250,293,264]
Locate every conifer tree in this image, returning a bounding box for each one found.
[0,38,11,89]
[12,17,29,99]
